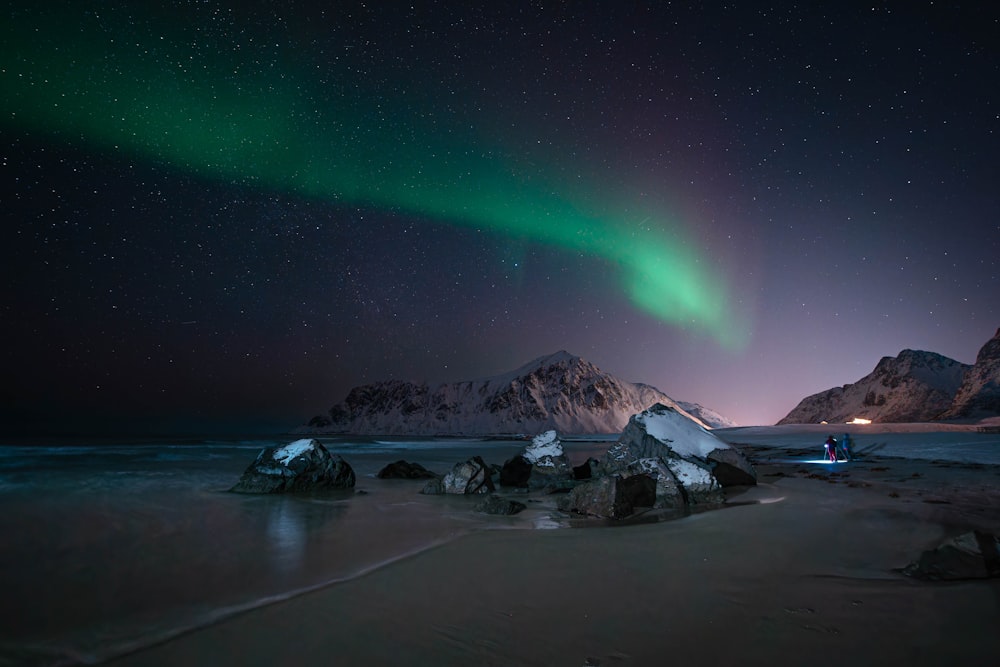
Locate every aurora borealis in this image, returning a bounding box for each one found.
[3,4,736,345]
[3,2,998,430]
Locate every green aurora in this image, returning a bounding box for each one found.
[3,6,745,348]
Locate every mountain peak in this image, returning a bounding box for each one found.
[779,348,970,424]
[518,350,582,370]
[940,327,1000,419]
[301,351,725,435]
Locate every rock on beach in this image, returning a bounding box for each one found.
[230,439,356,494]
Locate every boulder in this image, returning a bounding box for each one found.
[522,430,574,490]
[475,494,527,515]
[901,531,1000,581]
[440,456,495,495]
[604,404,755,493]
[558,474,656,519]
[377,460,439,479]
[230,439,355,494]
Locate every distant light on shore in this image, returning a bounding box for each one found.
[847,418,872,425]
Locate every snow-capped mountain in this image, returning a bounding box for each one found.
[939,328,1000,420]
[676,401,740,429]
[302,351,717,435]
[777,349,970,425]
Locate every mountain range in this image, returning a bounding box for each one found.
[301,351,735,435]
[779,327,1000,424]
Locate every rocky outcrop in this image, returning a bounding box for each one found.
[778,349,970,424]
[406,405,757,521]
[230,439,355,494]
[939,328,1000,420]
[559,404,754,518]
[901,530,1000,581]
[301,351,729,435]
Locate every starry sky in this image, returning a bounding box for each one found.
[3,1,998,434]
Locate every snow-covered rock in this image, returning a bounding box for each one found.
[600,403,753,509]
[778,349,970,424]
[523,430,563,465]
[301,351,722,435]
[230,439,355,494]
[939,328,1000,420]
[605,403,744,470]
[499,430,574,490]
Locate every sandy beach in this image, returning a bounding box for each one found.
[103,439,1000,667]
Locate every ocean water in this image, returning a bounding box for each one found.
[718,425,1000,465]
[0,435,604,667]
[2,429,997,666]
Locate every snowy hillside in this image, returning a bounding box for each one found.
[301,351,721,435]
[778,349,969,424]
[940,327,1000,419]
[677,401,740,429]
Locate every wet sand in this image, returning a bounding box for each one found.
[106,448,1000,667]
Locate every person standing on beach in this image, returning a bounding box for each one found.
[841,433,852,461]
[824,435,838,462]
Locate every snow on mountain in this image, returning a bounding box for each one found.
[676,401,740,429]
[777,349,970,425]
[940,327,1000,420]
[301,351,718,435]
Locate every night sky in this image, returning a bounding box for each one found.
[3,2,998,434]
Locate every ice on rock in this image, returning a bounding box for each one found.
[273,439,317,466]
[524,429,563,465]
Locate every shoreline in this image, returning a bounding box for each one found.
[103,446,1000,667]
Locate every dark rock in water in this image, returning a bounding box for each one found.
[475,494,527,515]
[441,456,495,495]
[377,460,438,479]
[707,447,757,487]
[230,439,355,494]
[901,530,1000,581]
[573,457,601,480]
[500,455,532,488]
[558,474,656,519]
